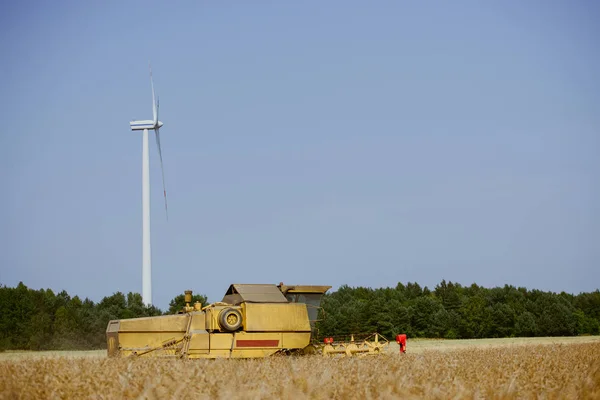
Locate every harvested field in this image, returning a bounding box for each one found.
[1,338,599,399]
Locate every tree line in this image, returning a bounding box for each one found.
[315,281,600,340]
[1,280,598,351]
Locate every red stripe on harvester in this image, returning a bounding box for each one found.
[236,340,279,347]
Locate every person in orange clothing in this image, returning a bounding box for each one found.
[396,334,407,353]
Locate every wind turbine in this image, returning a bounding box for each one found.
[129,64,168,306]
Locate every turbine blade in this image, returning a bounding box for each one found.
[154,127,168,220]
[149,62,157,124]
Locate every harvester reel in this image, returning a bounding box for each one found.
[219,308,243,332]
[320,333,389,357]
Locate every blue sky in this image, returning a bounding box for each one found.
[1,1,598,310]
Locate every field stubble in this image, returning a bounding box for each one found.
[1,340,599,399]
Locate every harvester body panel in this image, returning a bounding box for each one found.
[242,303,311,332]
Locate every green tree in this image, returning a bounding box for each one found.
[28,312,53,350]
[457,293,492,339]
[489,303,515,338]
[434,280,462,311]
[574,309,600,335]
[537,301,577,336]
[410,296,443,337]
[515,311,537,337]
[430,308,450,337]
[389,300,411,338]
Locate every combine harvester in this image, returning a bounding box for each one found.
[106,283,390,359]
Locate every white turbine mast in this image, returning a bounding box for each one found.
[129,63,168,306]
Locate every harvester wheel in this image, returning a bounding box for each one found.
[219,308,243,332]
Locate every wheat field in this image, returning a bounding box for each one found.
[1,339,599,399]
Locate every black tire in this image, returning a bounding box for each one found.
[219,308,243,332]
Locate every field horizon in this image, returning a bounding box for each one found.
[1,335,598,360]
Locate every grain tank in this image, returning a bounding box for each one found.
[106,283,331,359]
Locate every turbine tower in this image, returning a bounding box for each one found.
[129,64,168,306]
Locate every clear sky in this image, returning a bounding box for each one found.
[1,1,598,310]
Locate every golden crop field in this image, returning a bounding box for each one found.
[1,338,599,399]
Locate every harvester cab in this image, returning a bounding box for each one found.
[276,283,331,339]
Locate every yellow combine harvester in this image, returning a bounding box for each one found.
[106,283,388,359]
